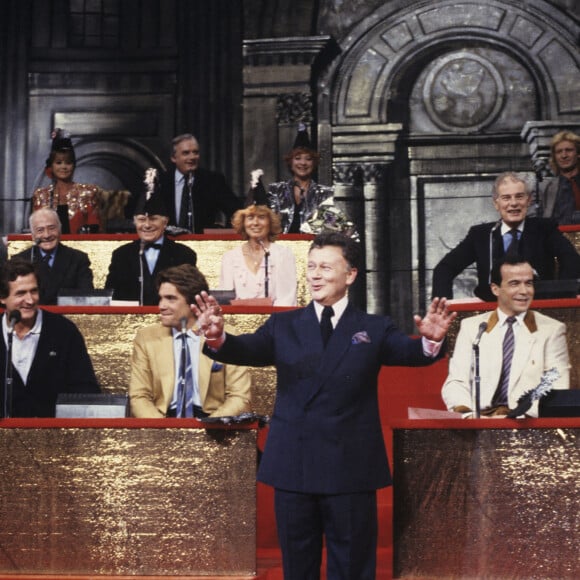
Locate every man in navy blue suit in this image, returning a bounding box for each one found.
[193,232,456,579]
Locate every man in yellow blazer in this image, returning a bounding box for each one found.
[129,264,251,418]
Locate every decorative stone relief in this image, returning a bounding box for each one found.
[423,52,504,132]
[276,93,313,125]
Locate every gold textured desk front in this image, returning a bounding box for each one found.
[0,419,257,576]
[7,233,312,306]
[393,419,580,579]
[50,307,278,416]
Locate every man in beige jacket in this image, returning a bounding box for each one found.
[129,264,251,418]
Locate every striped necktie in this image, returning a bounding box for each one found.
[492,316,516,407]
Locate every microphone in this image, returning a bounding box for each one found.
[488,219,502,283]
[258,239,270,256]
[180,316,188,335]
[138,239,145,306]
[473,321,487,347]
[8,310,21,332]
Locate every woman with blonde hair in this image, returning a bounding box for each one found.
[220,204,297,306]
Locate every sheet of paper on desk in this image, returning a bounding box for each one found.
[408,407,464,419]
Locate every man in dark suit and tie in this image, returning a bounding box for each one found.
[432,171,580,301]
[105,171,198,305]
[159,133,242,232]
[0,259,100,417]
[14,207,94,305]
[192,232,456,580]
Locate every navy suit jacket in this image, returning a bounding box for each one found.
[160,167,242,232]
[15,243,94,305]
[432,217,580,301]
[105,238,197,304]
[0,310,100,417]
[205,302,442,494]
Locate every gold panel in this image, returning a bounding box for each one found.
[8,237,311,306]
[67,312,277,417]
[0,425,256,576]
[394,426,580,579]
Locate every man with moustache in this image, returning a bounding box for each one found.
[14,207,94,304]
[159,133,242,232]
[432,171,580,301]
[129,263,251,418]
[105,172,198,305]
[0,259,100,417]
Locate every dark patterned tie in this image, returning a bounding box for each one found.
[505,229,519,258]
[320,306,334,347]
[492,316,516,407]
[177,334,194,418]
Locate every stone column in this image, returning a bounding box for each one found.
[332,124,404,316]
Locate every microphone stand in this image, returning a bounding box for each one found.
[139,240,145,306]
[472,343,482,419]
[259,240,270,298]
[187,172,194,233]
[3,324,16,418]
[179,317,188,418]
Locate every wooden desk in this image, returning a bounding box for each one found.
[7,233,313,307]
[0,419,257,576]
[392,418,580,579]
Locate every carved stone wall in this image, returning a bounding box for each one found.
[315,0,580,328]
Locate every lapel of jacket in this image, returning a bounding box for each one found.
[152,327,177,404]
[303,303,361,404]
[197,338,212,404]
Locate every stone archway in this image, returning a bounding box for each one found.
[319,0,580,327]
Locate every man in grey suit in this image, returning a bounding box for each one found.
[14,208,94,305]
[192,232,456,580]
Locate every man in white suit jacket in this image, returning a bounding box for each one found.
[442,257,570,417]
[130,264,251,418]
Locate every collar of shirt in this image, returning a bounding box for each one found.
[500,222,524,236]
[313,295,349,326]
[2,308,43,341]
[144,235,165,252]
[175,169,193,188]
[496,309,526,327]
[171,325,200,342]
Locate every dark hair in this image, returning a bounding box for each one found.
[230,204,282,241]
[0,259,38,299]
[155,264,209,304]
[309,232,361,270]
[46,146,76,169]
[490,256,534,286]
